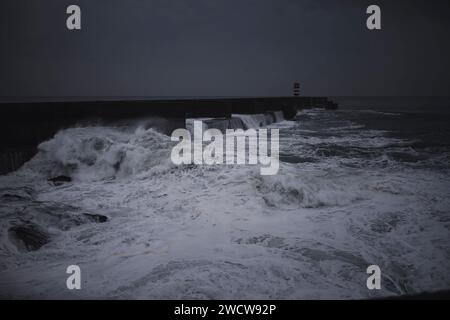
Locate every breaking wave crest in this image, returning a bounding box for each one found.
[256,166,365,208]
[234,111,285,129]
[23,125,174,182]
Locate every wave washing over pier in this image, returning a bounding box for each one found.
[0,98,450,299]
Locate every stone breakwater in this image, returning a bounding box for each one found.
[0,97,338,174]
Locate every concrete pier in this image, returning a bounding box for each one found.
[0,96,338,174]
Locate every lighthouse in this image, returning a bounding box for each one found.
[293,82,300,96]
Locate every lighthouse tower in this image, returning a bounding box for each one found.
[293,82,300,96]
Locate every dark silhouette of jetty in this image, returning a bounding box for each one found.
[0,96,338,174]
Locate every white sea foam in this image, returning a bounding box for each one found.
[22,125,174,182]
[0,109,449,299]
[233,114,274,129]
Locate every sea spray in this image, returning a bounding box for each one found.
[171,121,279,175]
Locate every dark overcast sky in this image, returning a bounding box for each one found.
[1,0,449,98]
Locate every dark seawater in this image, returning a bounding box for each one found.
[282,97,450,171]
[0,97,449,299]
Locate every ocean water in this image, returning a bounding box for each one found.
[1,98,450,299]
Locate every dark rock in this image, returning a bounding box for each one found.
[1,193,25,200]
[8,224,50,252]
[47,175,72,186]
[0,186,34,201]
[83,213,108,223]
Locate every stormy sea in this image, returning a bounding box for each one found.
[1,97,449,299]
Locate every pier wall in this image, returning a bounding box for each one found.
[0,97,338,174]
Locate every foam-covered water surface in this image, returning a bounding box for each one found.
[0,108,449,299]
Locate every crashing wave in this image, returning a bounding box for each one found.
[21,125,174,182]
